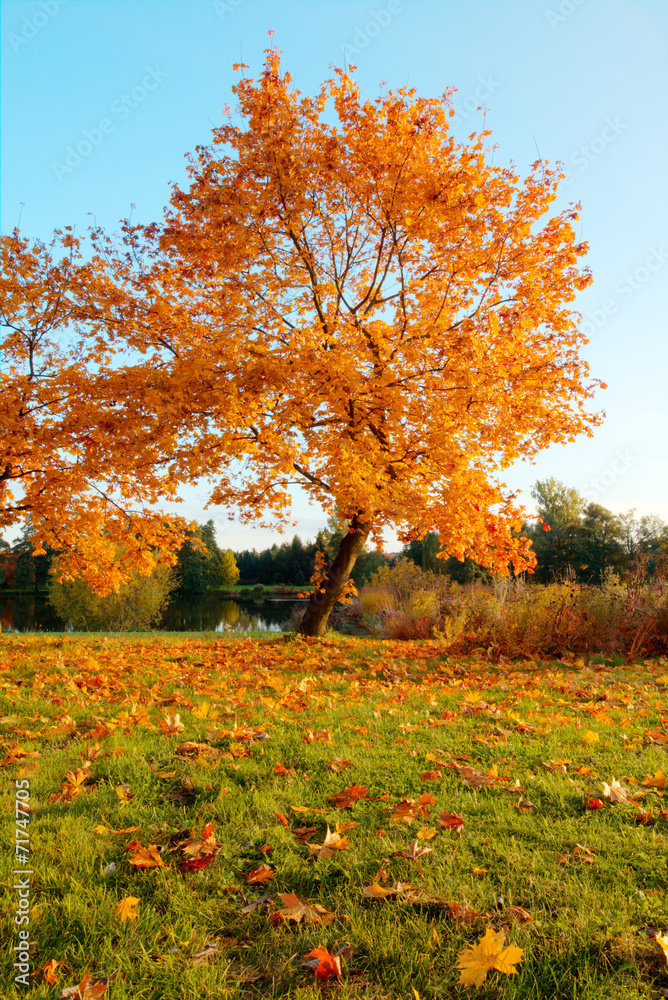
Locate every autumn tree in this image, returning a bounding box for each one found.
[1,48,604,635]
[0,231,202,594]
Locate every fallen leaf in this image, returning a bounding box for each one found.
[328,757,354,773]
[115,897,140,923]
[272,892,336,926]
[245,863,275,885]
[602,778,631,803]
[275,812,289,827]
[160,714,185,735]
[393,839,434,870]
[303,945,350,982]
[656,933,668,963]
[307,825,350,861]
[363,881,414,900]
[581,730,599,745]
[456,928,523,987]
[33,959,70,985]
[58,968,118,999]
[128,844,168,869]
[115,783,134,804]
[328,783,368,809]
[437,811,464,833]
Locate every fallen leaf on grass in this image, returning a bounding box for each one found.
[513,797,536,812]
[127,843,169,869]
[115,784,134,804]
[585,798,604,810]
[456,928,523,987]
[174,741,216,758]
[437,811,464,833]
[177,853,217,873]
[115,897,140,923]
[303,945,351,981]
[275,812,289,827]
[640,769,668,789]
[328,783,368,809]
[507,905,532,923]
[271,892,336,926]
[307,825,350,860]
[328,757,354,773]
[245,864,275,885]
[51,767,95,804]
[391,795,433,823]
[602,778,630,803]
[393,839,434,871]
[581,730,599,745]
[656,933,668,963]
[420,769,442,780]
[160,714,185,735]
[274,762,296,775]
[292,825,318,843]
[457,765,503,789]
[363,881,414,900]
[417,825,437,840]
[178,821,218,858]
[59,968,119,999]
[32,959,70,985]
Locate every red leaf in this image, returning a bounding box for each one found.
[437,811,464,833]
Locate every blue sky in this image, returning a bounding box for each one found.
[2,0,667,552]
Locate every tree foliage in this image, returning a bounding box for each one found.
[1,48,605,632]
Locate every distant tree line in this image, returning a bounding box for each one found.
[2,482,666,594]
[402,479,668,585]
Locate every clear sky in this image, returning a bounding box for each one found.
[2,0,667,552]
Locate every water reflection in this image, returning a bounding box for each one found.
[0,593,303,634]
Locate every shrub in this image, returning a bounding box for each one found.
[47,552,175,632]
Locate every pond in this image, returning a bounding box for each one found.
[0,593,305,634]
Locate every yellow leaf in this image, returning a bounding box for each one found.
[457,928,523,987]
[656,933,668,963]
[582,730,599,745]
[472,867,488,875]
[115,896,140,923]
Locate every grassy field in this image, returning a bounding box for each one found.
[1,633,668,999]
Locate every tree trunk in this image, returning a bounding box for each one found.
[298,512,372,637]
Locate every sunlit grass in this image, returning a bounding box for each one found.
[1,634,667,998]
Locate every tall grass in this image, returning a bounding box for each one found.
[355,558,668,658]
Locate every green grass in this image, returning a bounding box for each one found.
[1,634,667,998]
